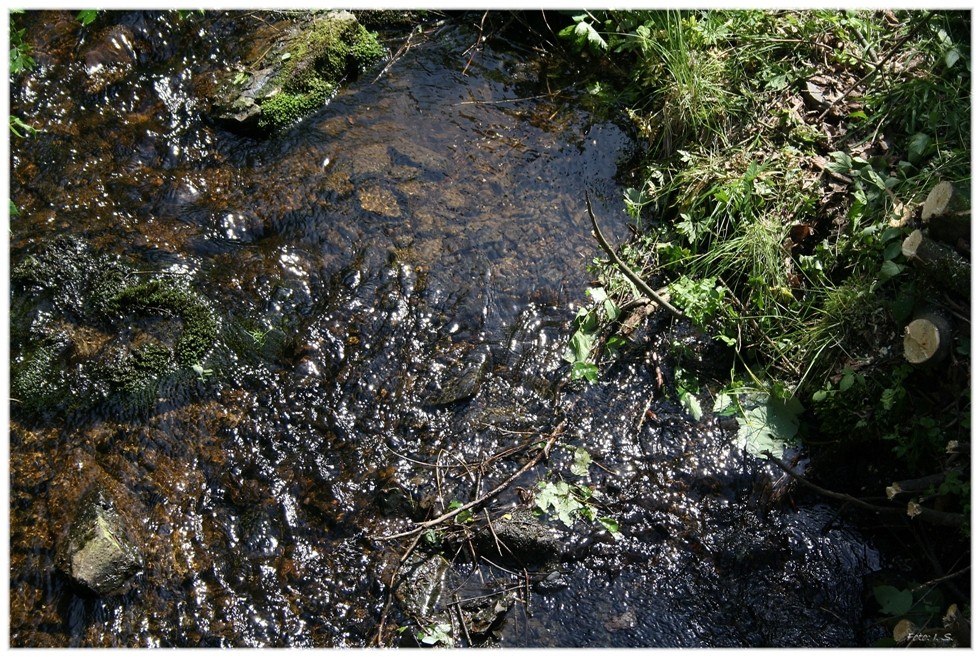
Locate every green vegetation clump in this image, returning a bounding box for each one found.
[559,10,970,632]
[260,77,336,131]
[11,238,221,418]
[258,14,385,130]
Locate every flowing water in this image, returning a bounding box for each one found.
[9,11,884,647]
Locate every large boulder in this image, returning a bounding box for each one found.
[57,484,144,595]
[203,11,385,135]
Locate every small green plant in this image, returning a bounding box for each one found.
[563,286,620,383]
[446,500,474,524]
[9,11,35,75]
[76,10,99,26]
[558,12,609,56]
[535,480,621,537]
[715,385,803,458]
[417,622,453,647]
[9,115,38,138]
[534,445,621,538]
[191,363,213,383]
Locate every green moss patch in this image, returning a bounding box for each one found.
[256,14,385,131]
[109,280,219,368]
[11,238,222,419]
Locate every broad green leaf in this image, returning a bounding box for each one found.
[535,481,584,527]
[570,361,598,382]
[712,392,737,416]
[826,151,852,174]
[564,330,594,363]
[907,133,930,162]
[736,395,803,458]
[874,585,914,616]
[599,517,621,536]
[882,239,903,261]
[879,259,904,282]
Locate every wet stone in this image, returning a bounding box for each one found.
[419,344,491,406]
[475,509,562,567]
[394,552,451,619]
[57,484,143,596]
[357,185,401,218]
[351,143,391,176]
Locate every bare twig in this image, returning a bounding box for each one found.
[911,565,971,593]
[376,422,565,540]
[462,11,489,76]
[585,192,685,319]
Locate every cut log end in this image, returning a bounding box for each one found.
[922,181,955,222]
[901,229,924,259]
[903,313,951,366]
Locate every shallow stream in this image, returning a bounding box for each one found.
[9,11,882,647]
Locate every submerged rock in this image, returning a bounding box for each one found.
[419,344,491,406]
[57,484,143,595]
[11,237,220,417]
[393,551,516,646]
[204,11,385,134]
[474,508,562,567]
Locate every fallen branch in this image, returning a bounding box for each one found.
[764,451,904,515]
[376,421,565,541]
[902,229,971,299]
[584,191,684,320]
[886,472,947,500]
[907,500,967,528]
[765,452,969,528]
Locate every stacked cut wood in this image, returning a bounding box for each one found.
[899,182,971,366]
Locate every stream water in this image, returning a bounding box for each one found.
[9,11,884,647]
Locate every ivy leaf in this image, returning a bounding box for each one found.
[535,481,583,527]
[874,585,914,616]
[680,390,703,421]
[77,10,99,25]
[570,361,598,382]
[571,447,591,476]
[564,330,595,363]
[599,517,621,536]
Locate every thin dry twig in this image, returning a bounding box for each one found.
[376,421,566,541]
[763,451,905,516]
[911,565,971,593]
[462,11,489,76]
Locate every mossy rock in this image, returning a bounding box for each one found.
[11,238,220,418]
[209,11,385,134]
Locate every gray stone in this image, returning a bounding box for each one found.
[204,11,384,135]
[58,484,143,595]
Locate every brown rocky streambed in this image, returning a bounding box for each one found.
[10,10,885,647]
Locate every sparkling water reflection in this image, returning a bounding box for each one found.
[10,11,881,647]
